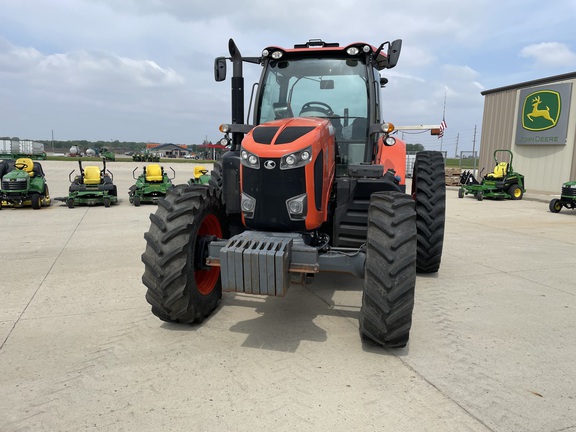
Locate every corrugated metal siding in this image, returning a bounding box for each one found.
[479,90,517,175]
[479,77,576,194]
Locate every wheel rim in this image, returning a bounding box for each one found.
[195,214,223,295]
[554,202,562,211]
[514,188,522,198]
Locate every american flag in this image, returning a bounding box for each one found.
[438,117,447,138]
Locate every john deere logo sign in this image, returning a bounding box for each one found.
[516,82,571,146]
[521,90,560,131]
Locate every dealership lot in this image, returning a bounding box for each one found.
[1,160,575,432]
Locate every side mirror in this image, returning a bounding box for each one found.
[214,57,227,82]
[386,39,402,69]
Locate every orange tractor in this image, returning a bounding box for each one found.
[142,39,445,347]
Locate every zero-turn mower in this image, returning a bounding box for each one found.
[458,149,525,201]
[128,164,175,206]
[188,165,211,185]
[60,159,118,208]
[0,157,51,209]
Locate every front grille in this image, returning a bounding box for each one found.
[562,186,576,198]
[242,160,306,231]
[2,178,28,191]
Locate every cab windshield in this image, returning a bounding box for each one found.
[257,57,369,143]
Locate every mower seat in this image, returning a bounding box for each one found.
[16,158,35,177]
[145,164,163,182]
[194,165,209,179]
[486,162,508,179]
[83,166,102,185]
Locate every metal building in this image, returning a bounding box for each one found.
[480,72,576,194]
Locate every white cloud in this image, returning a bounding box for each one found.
[519,42,576,68]
[1,0,576,147]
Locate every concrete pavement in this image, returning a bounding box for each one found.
[1,160,574,432]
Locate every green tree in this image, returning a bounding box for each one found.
[406,143,425,152]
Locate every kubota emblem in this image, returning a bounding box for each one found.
[264,160,276,170]
[522,90,560,131]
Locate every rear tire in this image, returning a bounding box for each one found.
[67,198,75,209]
[549,198,562,213]
[142,185,228,323]
[104,197,111,207]
[411,151,445,274]
[458,188,464,198]
[508,183,523,200]
[359,192,416,348]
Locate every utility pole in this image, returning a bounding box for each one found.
[472,125,477,174]
[454,133,459,158]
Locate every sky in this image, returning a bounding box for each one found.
[2,0,576,155]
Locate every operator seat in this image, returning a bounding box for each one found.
[145,164,163,182]
[194,165,209,179]
[486,162,508,179]
[16,158,35,177]
[83,166,102,185]
[351,118,368,140]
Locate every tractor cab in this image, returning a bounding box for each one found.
[216,39,403,178]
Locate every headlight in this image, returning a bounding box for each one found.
[384,136,396,146]
[271,50,283,59]
[346,47,359,55]
[240,148,260,169]
[280,146,313,170]
[286,193,307,220]
[241,192,256,219]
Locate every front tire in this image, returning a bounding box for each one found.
[549,198,562,213]
[142,185,228,324]
[411,151,445,273]
[31,193,41,210]
[359,192,416,348]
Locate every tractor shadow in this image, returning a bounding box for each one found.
[226,273,364,352]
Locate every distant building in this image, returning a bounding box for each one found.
[146,143,188,158]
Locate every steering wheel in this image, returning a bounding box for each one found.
[14,162,29,170]
[300,101,334,117]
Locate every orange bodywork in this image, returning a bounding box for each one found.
[375,136,407,186]
[240,117,336,231]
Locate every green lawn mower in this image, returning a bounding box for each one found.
[128,164,175,206]
[187,165,211,185]
[549,180,576,213]
[458,149,525,201]
[0,157,51,210]
[60,159,118,208]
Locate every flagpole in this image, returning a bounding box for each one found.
[440,89,446,152]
